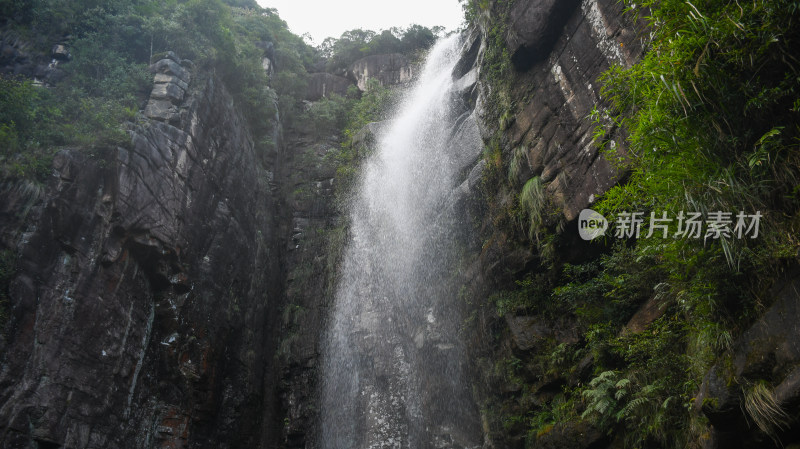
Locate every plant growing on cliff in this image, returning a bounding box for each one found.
[742,380,790,440]
[329,80,398,207]
[578,0,800,445]
[0,0,322,180]
[479,2,800,445]
[518,176,543,230]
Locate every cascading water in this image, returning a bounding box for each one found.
[319,35,483,448]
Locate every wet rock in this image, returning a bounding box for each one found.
[351,121,385,156]
[452,28,482,79]
[476,0,646,222]
[276,132,344,448]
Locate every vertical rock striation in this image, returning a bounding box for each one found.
[0,55,285,448]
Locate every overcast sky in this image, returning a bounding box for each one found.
[256,0,465,45]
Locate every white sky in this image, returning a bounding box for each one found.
[256,0,465,45]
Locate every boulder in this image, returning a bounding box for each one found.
[150,82,184,102]
[150,58,190,83]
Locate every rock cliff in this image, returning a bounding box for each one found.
[0,55,286,448]
[453,1,800,448]
[446,1,647,446]
[477,0,644,223]
[305,72,352,101]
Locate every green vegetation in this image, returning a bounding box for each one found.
[0,0,316,179]
[0,0,442,181]
[313,80,399,205]
[318,25,443,73]
[469,0,800,447]
[518,176,545,242]
[588,2,800,443]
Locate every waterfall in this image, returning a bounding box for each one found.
[319,35,483,449]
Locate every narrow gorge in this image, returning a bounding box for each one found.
[1,1,800,448]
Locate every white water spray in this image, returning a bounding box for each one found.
[319,35,482,449]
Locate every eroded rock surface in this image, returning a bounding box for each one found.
[0,58,285,448]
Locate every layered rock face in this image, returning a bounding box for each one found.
[0,56,285,448]
[3,1,798,448]
[478,0,645,222]
[306,53,415,100]
[458,1,800,448]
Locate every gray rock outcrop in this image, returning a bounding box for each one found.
[349,53,413,91]
[0,31,68,83]
[144,54,192,124]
